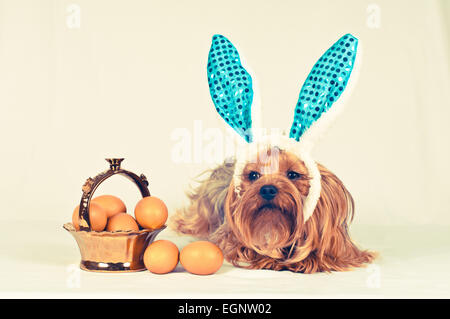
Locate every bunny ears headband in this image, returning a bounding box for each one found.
[207,33,360,221]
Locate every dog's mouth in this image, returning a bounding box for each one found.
[257,203,293,217]
[258,203,279,211]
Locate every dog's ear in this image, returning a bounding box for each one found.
[289,34,360,148]
[302,164,375,272]
[314,164,355,231]
[207,34,255,143]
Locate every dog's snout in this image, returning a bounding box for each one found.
[259,185,278,201]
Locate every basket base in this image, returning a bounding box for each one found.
[80,260,147,273]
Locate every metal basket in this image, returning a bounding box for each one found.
[63,158,165,272]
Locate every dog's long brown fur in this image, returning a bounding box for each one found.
[170,149,375,273]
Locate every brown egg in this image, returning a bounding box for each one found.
[134,196,168,230]
[180,241,224,275]
[72,202,107,232]
[143,240,179,274]
[106,213,139,232]
[92,195,126,218]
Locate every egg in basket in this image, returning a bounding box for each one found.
[63,158,167,272]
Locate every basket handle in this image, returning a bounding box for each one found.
[77,158,150,231]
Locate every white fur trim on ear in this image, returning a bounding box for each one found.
[297,152,320,221]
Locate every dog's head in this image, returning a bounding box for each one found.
[224,147,309,258]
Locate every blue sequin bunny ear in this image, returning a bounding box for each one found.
[289,34,359,143]
[207,34,254,143]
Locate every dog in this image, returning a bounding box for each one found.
[170,145,375,273]
[170,33,375,273]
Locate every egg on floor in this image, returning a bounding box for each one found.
[106,212,139,232]
[134,196,168,230]
[92,195,126,218]
[72,202,107,232]
[180,241,223,275]
[143,240,179,274]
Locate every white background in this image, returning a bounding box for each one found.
[1,0,449,298]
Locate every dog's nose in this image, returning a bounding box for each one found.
[259,185,278,201]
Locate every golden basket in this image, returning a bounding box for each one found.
[64,158,165,272]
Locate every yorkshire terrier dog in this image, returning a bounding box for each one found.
[171,147,375,273]
[170,34,375,273]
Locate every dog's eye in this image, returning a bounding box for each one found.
[287,171,302,180]
[248,171,261,181]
